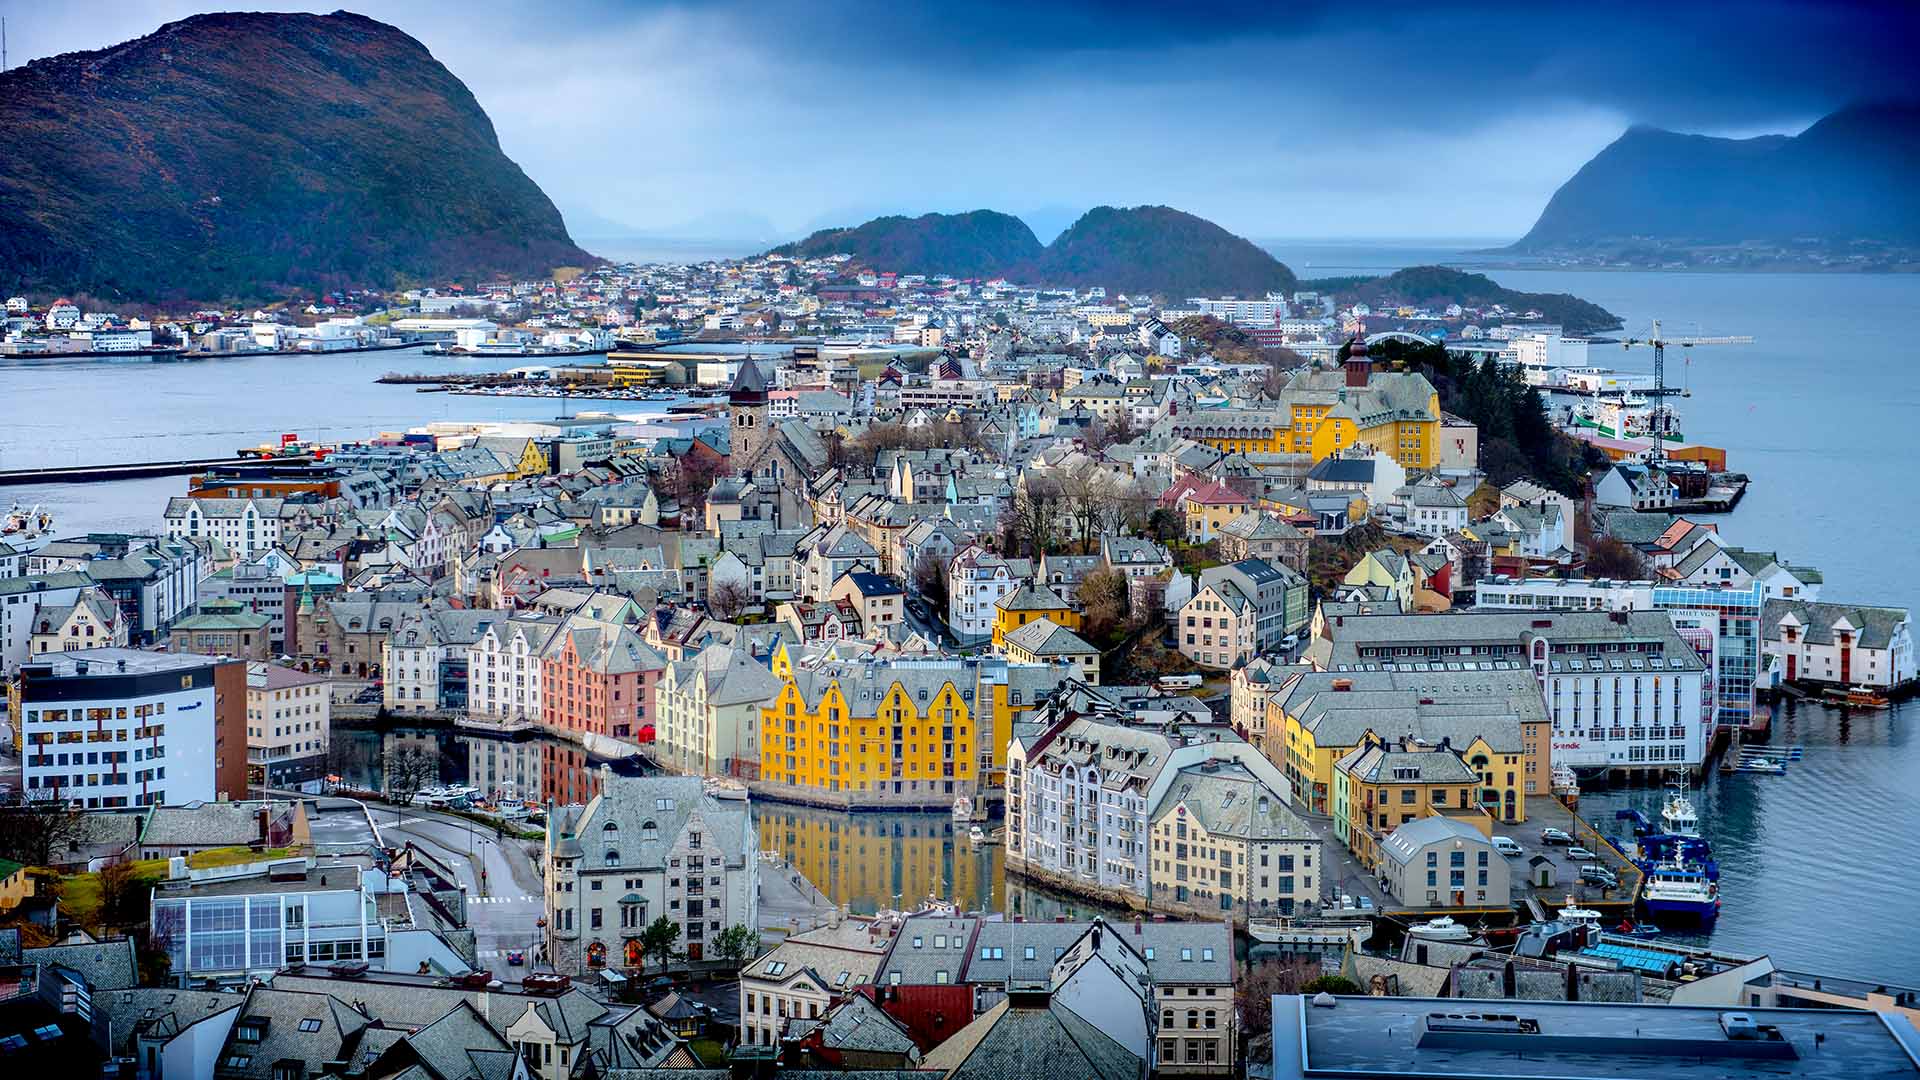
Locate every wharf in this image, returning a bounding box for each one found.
[0,454,314,487]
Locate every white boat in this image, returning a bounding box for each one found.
[1660,788,1701,838]
[951,795,974,821]
[1249,918,1374,948]
[1556,897,1604,926]
[967,825,989,846]
[703,777,749,801]
[1407,916,1473,942]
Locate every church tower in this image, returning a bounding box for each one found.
[728,356,770,467]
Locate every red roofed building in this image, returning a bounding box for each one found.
[1181,479,1252,543]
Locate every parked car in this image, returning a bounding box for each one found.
[1580,865,1620,888]
[1540,828,1574,845]
[1490,836,1524,856]
[505,950,526,967]
[1567,845,1598,861]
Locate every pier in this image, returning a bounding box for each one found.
[0,454,313,487]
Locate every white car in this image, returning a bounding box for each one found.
[1567,846,1599,861]
[1490,836,1524,856]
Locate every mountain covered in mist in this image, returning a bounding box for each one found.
[773,205,1297,297]
[0,11,589,301]
[1514,103,1920,252]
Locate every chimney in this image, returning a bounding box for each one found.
[1332,678,1352,692]
[1134,917,1143,935]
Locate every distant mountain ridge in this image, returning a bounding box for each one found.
[1514,102,1920,251]
[0,11,590,301]
[770,205,1298,297]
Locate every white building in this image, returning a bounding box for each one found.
[466,616,559,728]
[245,661,331,791]
[1763,599,1915,691]
[15,648,235,808]
[1187,297,1286,326]
[544,772,758,972]
[164,497,285,559]
[0,570,98,674]
[948,545,1028,641]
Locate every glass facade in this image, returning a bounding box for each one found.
[151,890,379,978]
[1654,581,1764,728]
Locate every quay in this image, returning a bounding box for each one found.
[0,454,314,487]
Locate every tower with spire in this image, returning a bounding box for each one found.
[729,356,770,467]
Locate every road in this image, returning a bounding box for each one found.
[376,804,549,971]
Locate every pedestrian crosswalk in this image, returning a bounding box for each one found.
[468,895,540,904]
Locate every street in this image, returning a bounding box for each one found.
[375,803,549,970]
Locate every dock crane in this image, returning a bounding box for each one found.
[1619,319,1752,460]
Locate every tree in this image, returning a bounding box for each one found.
[912,551,950,613]
[639,915,683,974]
[709,578,751,621]
[713,924,759,968]
[0,796,84,867]
[1077,568,1132,646]
[1236,957,1319,1042]
[383,744,438,818]
[96,859,146,930]
[673,454,730,517]
[1584,536,1650,579]
[1301,975,1362,995]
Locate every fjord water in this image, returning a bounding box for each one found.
[3,258,1917,981]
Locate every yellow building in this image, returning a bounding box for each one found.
[0,859,34,912]
[1000,617,1101,684]
[471,435,551,480]
[1266,669,1538,822]
[761,649,1070,802]
[1165,346,1440,469]
[1332,734,1494,871]
[990,583,1081,648]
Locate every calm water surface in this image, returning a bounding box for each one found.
[5,264,1918,981]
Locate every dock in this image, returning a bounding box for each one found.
[0,454,314,487]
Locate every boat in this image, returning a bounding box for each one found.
[1641,856,1721,922]
[1733,757,1787,775]
[1249,918,1374,950]
[1659,787,1701,838]
[1555,897,1604,927]
[703,777,749,801]
[1825,685,1890,709]
[1614,919,1663,937]
[1,503,54,545]
[1407,916,1474,943]
[1568,393,1684,442]
[951,795,974,822]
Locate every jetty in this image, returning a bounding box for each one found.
[0,455,313,487]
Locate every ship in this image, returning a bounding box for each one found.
[1640,855,1721,922]
[1,503,54,547]
[1568,393,1685,442]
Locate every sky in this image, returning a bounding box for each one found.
[6,0,1918,245]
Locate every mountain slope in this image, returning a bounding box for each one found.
[771,211,1043,278]
[1514,103,1920,250]
[1035,205,1297,297]
[1311,266,1619,335]
[0,11,589,301]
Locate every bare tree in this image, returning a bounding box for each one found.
[0,796,84,867]
[1076,568,1132,645]
[709,578,751,621]
[912,551,950,612]
[383,744,439,815]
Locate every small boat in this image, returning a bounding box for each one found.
[967,825,997,847]
[1407,916,1473,943]
[1734,757,1786,775]
[1615,919,1663,937]
[703,777,749,801]
[1556,897,1604,927]
[1826,685,1890,709]
[1641,856,1721,922]
[951,795,974,822]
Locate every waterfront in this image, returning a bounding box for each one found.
[6,261,1919,982]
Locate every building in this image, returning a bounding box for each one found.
[1007,697,1297,912]
[1216,512,1309,574]
[1763,598,1915,691]
[991,582,1081,648]
[1267,667,1541,818]
[738,913,898,1048]
[1270,994,1920,1080]
[245,661,331,790]
[167,598,273,660]
[1308,610,1710,775]
[948,545,1029,642]
[542,614,666,742]
[655,643,783,778]
[383,608,503,715]
[1375,815,1509,908]
[1333,733,1490,871]
[164,497,285,559]
[23,588,126,660]
[11,648,245,807]
[466,614,560,729]
[1148,759,1322,920]
[1176,575,1257,670]
[1001,617,1101,685]
[543,772,758,972]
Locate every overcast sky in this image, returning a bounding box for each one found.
[8,1,1918,242]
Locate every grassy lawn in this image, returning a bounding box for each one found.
[689,1037,730,1066]
[58,847,296,931]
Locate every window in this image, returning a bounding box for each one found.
[298,1018,322,1033]
[1180,948,1192,961]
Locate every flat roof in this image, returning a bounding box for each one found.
[1272,995,1920,1079]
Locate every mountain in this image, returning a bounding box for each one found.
[1037,206,1297,297]
[1310,266,1620,335]
[0,11,590,302]
[771,211,1044,279]
[769,204,1298,298]
[1514,103,1920,252]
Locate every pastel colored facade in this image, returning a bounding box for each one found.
[1148,762,1322,919]
[758,660,980,804]
[990,582,1081,649]
[1001,617,1101,685]
[26,589,127,658]
[164,496,284,559]
[1374,815,1511,909]
[1332,733,1499,874]
[1177,580,1257,669]
[244,661,331,790]
[1763,598,1915,691]
[166,598,273,661]
[737,915,895,1048]
[466,616,558,728]
[655,644,782,779]
[542,618,666,742]
[947,545,1027,641]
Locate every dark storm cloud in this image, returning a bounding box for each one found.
[16,0,1917,239]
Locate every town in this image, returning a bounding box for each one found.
[0,250,1913,1079]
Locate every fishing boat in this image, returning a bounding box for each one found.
[0,503,54,547]
[1659,787,1701,838]
[1641,856,1721,922]
[1407,916,1474,943]
[1249,918,1374,949]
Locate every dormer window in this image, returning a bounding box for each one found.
[642,820,658,840]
